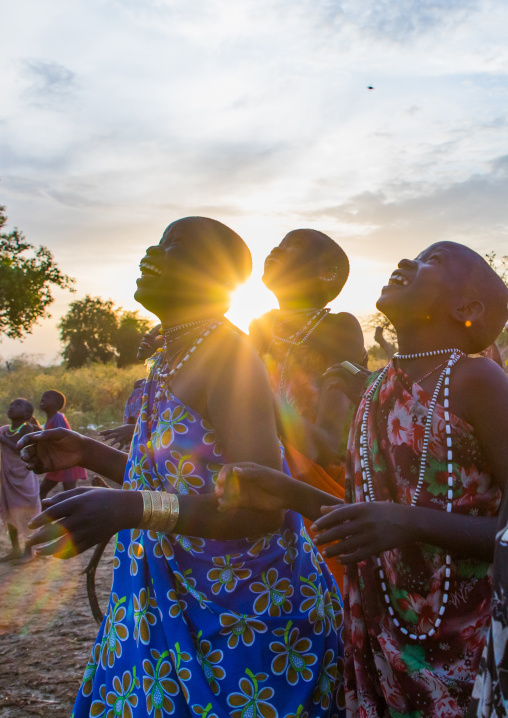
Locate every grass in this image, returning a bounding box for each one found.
[0,363,145,435]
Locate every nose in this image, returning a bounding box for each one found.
[398,258,417,270]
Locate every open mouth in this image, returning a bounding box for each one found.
[139,260,162,277]
[387,271,410,288]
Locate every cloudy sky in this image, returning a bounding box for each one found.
[1,0,507,362]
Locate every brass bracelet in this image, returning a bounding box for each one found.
[139,490,153,528]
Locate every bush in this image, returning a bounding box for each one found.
[0,362,145,435]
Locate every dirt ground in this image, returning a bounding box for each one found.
[0,527,114,717]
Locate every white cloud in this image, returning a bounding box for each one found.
[1,0,507,359]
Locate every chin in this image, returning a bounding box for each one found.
[134,287,163,318]
[376,292,399,324]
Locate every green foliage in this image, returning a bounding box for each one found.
[0,362,145,434]
[59,295,118,367]
[116,311,152,368]
[58,295,152,368]
[485,251,508,286]
[0,206,74,339]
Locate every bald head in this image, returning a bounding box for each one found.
[171,217,252,288]
[434,242,508,352]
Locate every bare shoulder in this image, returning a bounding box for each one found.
[452,355,508,425]
[314,311,365,364]
[325,311,363,333]
[454,355,508,392]
[203,323,268,378]
[248,311,275,353]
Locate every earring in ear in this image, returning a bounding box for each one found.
[321,269,337,283]
[465,320,472,327]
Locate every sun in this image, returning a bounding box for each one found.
[226,275,277,333]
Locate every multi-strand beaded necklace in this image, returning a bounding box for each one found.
[359,347,464,641]
[152,319,223,414]
[269,308,330,396]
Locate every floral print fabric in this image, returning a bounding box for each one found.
[71,353,345,718]
[468,491,508,717]
[343,363,501,718]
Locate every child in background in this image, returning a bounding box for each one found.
[217,241,508,717]
[38,390,87,500]
[0,398,41,563]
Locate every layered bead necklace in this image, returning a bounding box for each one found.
[359,347,464,641]
[270,308,330,396]
[153,319,223,412]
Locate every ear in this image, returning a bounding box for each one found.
[452,299,485,326]
[319,266,338,283]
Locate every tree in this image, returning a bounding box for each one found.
[363,312,398,346]
[59,296,118,368]
[115,311,152,368]
[59,296,152,368]
[485,251,508,286]
[0,206,74,339]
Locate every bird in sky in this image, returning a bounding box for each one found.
[367,86,374,90]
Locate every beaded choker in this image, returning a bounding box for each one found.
[395,348,459,360]
[360,348,464,641]
[162,318,220,337]
[6,422,29,437]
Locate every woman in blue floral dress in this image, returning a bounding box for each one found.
[21,217,345,717]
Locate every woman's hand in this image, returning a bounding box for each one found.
[311,501,416,563]
[17,428,88,474]
[26,487,142,559]
[215,462,293,513]
[99,424,135,449]
[323,361,371,405]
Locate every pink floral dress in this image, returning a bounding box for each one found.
[344,363,501,718]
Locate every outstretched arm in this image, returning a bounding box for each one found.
[24,328,291,557]
[312,502,498,563]
[18,429,127,485]
[215,462,342,520]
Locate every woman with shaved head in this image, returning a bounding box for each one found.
[20,217,345,717]
[217,240,508,717]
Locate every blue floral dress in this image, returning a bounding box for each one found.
[71,354,345,718]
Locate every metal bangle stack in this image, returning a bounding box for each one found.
[138,490,180,533]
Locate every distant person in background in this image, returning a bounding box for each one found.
[374,325,396,360]
[0,399,41,563]
[249,228,365,587]
[122,379,146,425]
[100,324,162,449]
[480,341,504,368]
[38,390,87,500]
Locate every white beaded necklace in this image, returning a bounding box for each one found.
[162,318,217,336]
[359,347,463,641]
[153,321,223,411]
[160,321,223,381]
